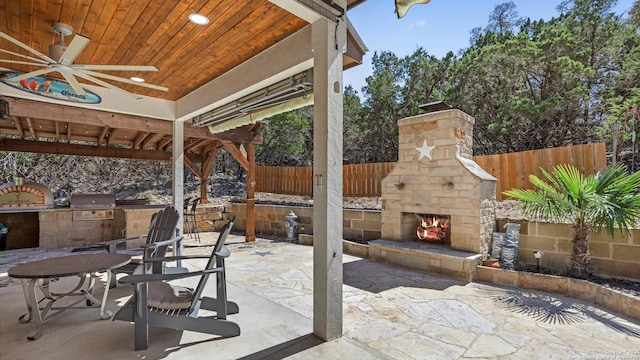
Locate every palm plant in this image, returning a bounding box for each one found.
[503,163,640,279]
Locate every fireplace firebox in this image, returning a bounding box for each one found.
[403,212,450,246]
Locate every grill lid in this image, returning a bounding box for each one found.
[70,193,116,209]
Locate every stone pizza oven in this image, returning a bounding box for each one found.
[380,106,497,258]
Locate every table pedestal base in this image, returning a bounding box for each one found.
[18,270,115,340]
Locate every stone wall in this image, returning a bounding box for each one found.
[231,203,381,241]
[38,209,118,248]
[496,219,640,280]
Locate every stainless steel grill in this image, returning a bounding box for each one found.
[70,194,115,221]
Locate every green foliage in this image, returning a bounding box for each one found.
[504,163,640,277]
[256,110,312,166]
[505,164,640,235]
[345,0,639,163]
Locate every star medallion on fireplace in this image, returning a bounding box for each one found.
[416,139,435,160]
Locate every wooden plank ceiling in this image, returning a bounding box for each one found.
[0,1,365,161]
[0,0,307,100]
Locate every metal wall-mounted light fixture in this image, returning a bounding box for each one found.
[0,98,9,120]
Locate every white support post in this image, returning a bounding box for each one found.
[172,120,185,269]
[173,120,185,231]
[312,12,345,341]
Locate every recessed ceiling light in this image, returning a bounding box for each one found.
[130,77,145,83]
[189,13,209,25]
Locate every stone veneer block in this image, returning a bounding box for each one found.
[473,266,495,283]
[568,279,597,302]
[624,295,640,320]
[612,244,640,262]
[492,269,519,288]
[473,266,640,322]
[518,272,569,294]
[595,286,625,315]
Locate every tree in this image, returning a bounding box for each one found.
[487,1,525,34]
[503,164,640,279]
[256,110,312,166]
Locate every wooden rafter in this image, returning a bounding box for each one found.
[55,122,61,142]
[106,128,117,146]
[157,137,172,150]
[134,132,150,149]
[7,99,261,144]
[142,133,162,149]
[25,118,36,140]
[0,138,171,161]
[14,118,25,139]
[98,126,110,145]
[185,139,208,152]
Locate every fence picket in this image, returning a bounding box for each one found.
[254,144,606,198]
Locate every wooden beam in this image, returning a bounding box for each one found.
[98,126,110,145]
[0,138,171,161]
[25,118,36,140]
[158,137,172,150]
[55,122,61,142]
[66,123,71,142]
[246,142,256,242]
[106,128,117,146]
[134,132,150,149]
[220,140,249,170]
[185,138,208,152]
[14,118,25,139]
[8,98,261,143]
[142,133,162,149]
[201,147,219,180]
[184,154,202,178]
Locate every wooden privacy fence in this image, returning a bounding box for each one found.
[473,143,607,199]
[255,143,607,200]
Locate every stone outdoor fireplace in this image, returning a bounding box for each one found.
[381,107,497,257]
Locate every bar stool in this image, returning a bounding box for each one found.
[184,197,201,243]
[183,197,192,235]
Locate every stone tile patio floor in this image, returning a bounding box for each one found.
[1,231,639,359]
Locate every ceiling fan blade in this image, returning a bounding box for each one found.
[58,69,87,96]
[77,70,169,91]
[0,59,49,67]
[9,68,57,82]
[59,34,90,65]
[0,31,56,63]
[0,49,50,64]
[76,64,159,72]
[73,72,142,99]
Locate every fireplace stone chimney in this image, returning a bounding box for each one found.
[381,108,497,257]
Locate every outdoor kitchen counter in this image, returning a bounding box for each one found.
[0,206,169,251]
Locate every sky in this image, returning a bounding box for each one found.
[344,0,637,93]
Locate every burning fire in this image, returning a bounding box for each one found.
[416,215,449,242]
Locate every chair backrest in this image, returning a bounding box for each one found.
[144,206,180,260]
[183,197,192,212]
[189,198,200,213]
[189,216,235,313]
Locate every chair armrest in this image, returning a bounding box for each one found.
[139,235,183,249]
[119,267,223,284]
[142,254,210,263]
[98,235,147,253]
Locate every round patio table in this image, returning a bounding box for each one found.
[8,253,130,340]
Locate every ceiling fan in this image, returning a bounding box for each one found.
[0,22,168,98]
